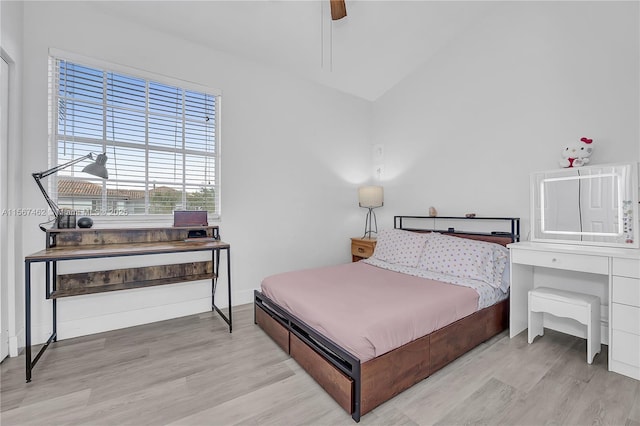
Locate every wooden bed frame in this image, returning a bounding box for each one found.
[254,216,519,422]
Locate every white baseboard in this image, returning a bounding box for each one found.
[19,285,257,348]
[9,330,22,357]
[234,288,256,306]
[56,298,211,340]
[27,291,254,345]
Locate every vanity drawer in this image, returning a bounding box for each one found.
[612,303,640,335]
[612,276,640,307]
[510,250,608,275]
[613,258,640,279]
[611,329,640,367]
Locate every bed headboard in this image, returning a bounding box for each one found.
[394,216,520,247]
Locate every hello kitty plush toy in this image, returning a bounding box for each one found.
[559,137,594,168]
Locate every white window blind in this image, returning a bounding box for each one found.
[48,55,219,218]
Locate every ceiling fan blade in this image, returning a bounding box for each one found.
[330,0,347,20]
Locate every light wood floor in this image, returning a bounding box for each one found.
[2,303,639,425]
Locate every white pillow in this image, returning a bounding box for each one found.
[417,234,508,288]
[371,229,432,267]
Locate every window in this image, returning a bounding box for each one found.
[48,53,220,218]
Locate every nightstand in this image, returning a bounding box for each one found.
[351,237,376,262]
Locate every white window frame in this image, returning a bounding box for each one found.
[48,48,222,223]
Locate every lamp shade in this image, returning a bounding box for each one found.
[358,186,384,208]
[82,153,109,179]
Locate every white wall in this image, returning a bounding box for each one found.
[1,0,25,357]
[13,0,640,349]
[20,1,371,345]
[372,1,639,236]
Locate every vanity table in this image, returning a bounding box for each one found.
[509,241,640,380]
[511,162,640,380]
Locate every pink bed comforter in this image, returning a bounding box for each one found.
[260,261,479,362]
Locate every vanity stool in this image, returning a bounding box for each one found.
[528,287,601,364]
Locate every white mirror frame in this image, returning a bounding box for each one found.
[530,162,639,248]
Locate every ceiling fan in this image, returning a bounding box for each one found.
[330,0,347,20]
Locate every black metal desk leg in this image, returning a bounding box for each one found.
[25,260,59,382]
[210,247,232,333]
[212,248,220,310]
[227,247,232,333]
[44,261,57,341]
[52,261,57,342]
[25,261,31,383]
[45,262,50,298]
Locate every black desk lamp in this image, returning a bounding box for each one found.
[32,152,108,230]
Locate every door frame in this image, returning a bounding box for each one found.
[0,55,10,361]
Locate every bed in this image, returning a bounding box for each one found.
[254,216,520,422]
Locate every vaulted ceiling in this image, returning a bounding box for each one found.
[91,1,498,101]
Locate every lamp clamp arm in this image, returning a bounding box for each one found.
[31,173,60,219]
[33,152,94,180]
[31,152,98,218]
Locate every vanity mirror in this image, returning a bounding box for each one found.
[531,163,639,248]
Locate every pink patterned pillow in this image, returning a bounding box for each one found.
[417,234,508,288]
[372,229,431,267]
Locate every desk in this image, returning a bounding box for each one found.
[24,226,231,382]
[509,241,640,380]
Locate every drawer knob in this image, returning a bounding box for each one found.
[358,248,365,253]
[552,258,557,262]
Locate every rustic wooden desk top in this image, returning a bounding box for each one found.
[25,240,230,262]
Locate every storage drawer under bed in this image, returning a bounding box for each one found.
[255,304,290,354]
[290,333,354,414]
[255,295,356,417]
